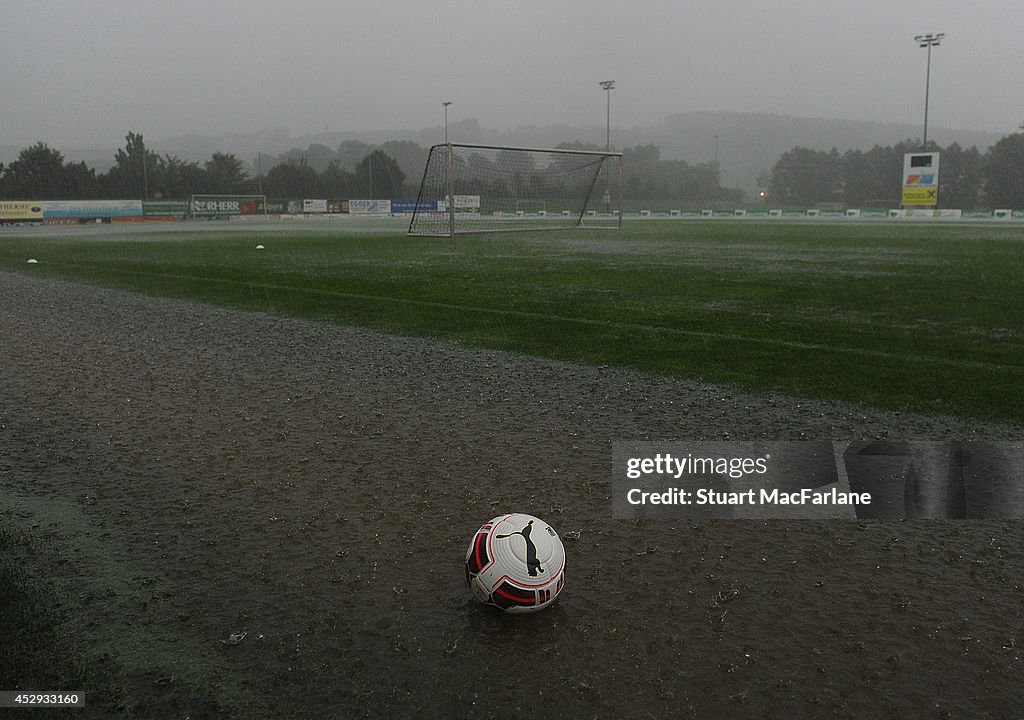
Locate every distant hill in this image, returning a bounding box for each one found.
[2,113,1008,198]
[644,112,1004,194]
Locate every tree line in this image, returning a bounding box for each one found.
[764,133,1024,208]
[551,142,742,205]
[6,130,1021,207]
[620,143,742,205]
[0,132,409,201]
[0,134,744,206]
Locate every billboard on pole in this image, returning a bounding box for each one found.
[902,152,940,206]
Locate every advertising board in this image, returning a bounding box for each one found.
[0,200,44,221]
[191,197,264,217]
[349,199,391,214]
[391,200,438,214]
[143,201,188,217]
[902,152,940,206]
[43,200,143,219]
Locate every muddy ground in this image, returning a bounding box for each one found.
[2,270,1022,719]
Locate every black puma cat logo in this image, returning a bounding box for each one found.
[496,520,544,577]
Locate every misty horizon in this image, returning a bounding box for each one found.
[1,111,1011,197]
[4,1,1022,152]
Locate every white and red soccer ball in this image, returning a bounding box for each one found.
[465,513,566,613]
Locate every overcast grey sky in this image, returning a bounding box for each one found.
[3,0,1022,148]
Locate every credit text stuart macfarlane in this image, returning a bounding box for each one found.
[625,487,871,507]
[613,445,875,519]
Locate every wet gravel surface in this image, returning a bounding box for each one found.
[2,270,1022,719]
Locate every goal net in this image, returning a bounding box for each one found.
[408,144,622,236]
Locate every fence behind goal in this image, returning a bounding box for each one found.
[408,144,622,236]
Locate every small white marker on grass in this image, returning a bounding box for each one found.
[27,258,39,264]
[255,244,265,250]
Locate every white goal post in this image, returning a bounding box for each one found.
[408,143,622,236]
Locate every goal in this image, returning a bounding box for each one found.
[408,144,622,236]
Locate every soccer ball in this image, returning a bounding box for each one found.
[465,513,566,613]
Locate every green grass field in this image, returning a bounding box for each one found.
[2,218,1023,422]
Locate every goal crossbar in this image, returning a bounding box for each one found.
[433,142,622,158]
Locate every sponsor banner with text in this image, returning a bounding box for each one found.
[44,200,143,219]
[391,199,438,214]
[143,200,188,217]
[0,200,44,221]
[349,199,392,214]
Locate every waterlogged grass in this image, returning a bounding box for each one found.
[0,498,267,719]
[2,219,1023,421]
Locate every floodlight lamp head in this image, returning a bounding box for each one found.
[915,33,944,47]
[599,80,615,91]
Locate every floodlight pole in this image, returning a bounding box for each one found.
[443,101,453,145]
[915,33,944,151]
[599,80,615,151]
[599,81,616,216]
[443,101,454,236]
